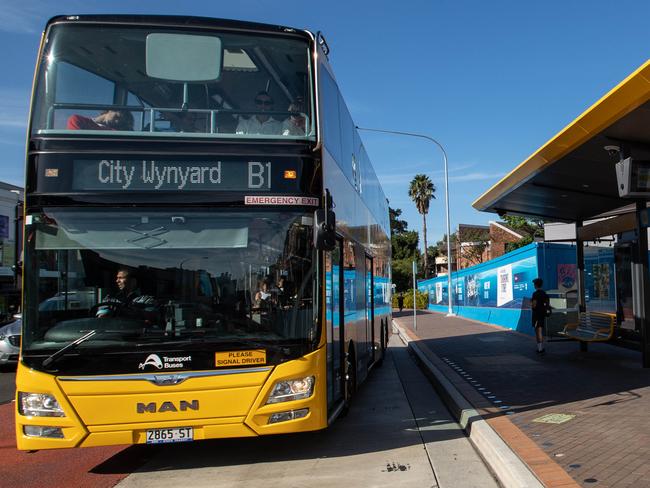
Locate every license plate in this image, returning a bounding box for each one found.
[146,427,193,444]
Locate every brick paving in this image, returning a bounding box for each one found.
[393,309,650,488]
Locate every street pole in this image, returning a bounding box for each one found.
[356,126,454,316]
[412,260,417,331]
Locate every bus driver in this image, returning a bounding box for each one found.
[95,268,156,318]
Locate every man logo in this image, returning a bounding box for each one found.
[137,400,199,413]
[139,354,163,370]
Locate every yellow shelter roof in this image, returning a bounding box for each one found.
[473,60,650,222]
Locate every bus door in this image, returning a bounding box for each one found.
[326,239,345,407]
[365,255,375,364]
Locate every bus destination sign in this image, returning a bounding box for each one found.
[69,159,294,192]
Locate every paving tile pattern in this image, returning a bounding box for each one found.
[394,310,650,488]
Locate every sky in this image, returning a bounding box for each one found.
[1,0,650,251]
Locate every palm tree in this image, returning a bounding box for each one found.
[408,174,436,277]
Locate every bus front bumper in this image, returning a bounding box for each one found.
[15,347,327,450]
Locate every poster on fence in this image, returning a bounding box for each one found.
[466,275,478,306]
[497,264,513,306]
[557,263,577,292]
[435,282,443,304]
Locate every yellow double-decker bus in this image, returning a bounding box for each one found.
[17,15,391,450]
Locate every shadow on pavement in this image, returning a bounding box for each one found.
[91,345,465,475]
[394,310,650,487]
[410,324,649,418]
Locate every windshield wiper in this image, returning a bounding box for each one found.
[41,328,148,366]
[42,330,98,367]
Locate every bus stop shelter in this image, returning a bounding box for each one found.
[473,59,650,367]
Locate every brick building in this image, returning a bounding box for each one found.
[456,224,490,269]
[453,221,534,270]
[434,254,456,276]
[488,221,527,259]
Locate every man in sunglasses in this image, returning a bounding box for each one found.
[236,91,283,135]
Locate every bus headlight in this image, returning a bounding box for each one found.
[266,376,315,404]
[18,392,65,417]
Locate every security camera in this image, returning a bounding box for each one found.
[497,210,507,218]
[604,145,621,157]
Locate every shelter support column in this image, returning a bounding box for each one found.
[633,202,650,368]
[575,221,587,352]
[575,221,585,313]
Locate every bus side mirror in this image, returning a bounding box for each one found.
[314,209,336,251]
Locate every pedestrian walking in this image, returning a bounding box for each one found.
[531,278,551,354]
[397,294,404,312]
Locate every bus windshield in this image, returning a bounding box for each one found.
[31,23,314,140]
[23,208,316,362]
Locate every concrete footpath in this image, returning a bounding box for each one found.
[393,310,650,488]
[116,335,498,488]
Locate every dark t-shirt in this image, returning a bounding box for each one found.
[107,288,142,305]
[531,289,550,316]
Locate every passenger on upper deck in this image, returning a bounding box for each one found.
[236,91,282,135]
[66,110,133,131]
[163,111,208,133]
[282,100,307,136]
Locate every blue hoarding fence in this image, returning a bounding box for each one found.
[417,242,578,335]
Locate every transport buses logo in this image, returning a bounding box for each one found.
[139,354,163,370]
[138,354,192,370]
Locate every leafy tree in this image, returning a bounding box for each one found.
[502,216,545,252]
[392,290,428,309]
[435,232,458,256]
[389,207,408,235]
[425,245,439,277]
[408,174,436,278]
[389,206,422,292]
[392,259,418,292]
[392,231,419,259]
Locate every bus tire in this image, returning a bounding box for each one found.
[342,343,357,413]
[375,320,387,368]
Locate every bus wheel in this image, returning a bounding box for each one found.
[344,344,357,407]
[383,320,389,351]
[375,320,386,368]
